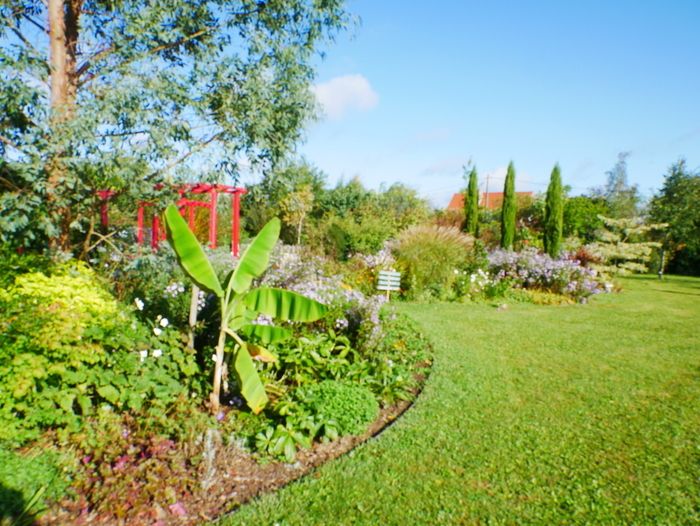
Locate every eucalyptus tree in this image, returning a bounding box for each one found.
[0,0,349,252]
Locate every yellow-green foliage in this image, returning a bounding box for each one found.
[392,225,474,299]
[0,263,133,444]
[4,263,124,357]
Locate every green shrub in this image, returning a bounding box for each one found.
[391,225,474,299]
[0,262,199,446]
[298,380,379,436]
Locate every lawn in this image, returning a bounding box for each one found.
[220,276,700,525]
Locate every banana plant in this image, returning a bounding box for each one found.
[164,204,327,414]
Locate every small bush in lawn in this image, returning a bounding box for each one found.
[299,380,379,436]
[391,225,474,299]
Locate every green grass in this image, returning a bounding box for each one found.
[220,276,700,525]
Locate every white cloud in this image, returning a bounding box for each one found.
[312,74,379,120]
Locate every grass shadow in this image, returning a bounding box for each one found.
[0,484,39,526]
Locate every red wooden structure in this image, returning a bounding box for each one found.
[98,184,247,257]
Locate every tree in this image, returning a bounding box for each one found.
[500,161,516,249]
[649,159,700,275]
[279,184,314,245]
[596,152,640,218]
[563,195,609,242]
[463,166,479,235]
[543,164,563,257]
[0,0,349,253]
[587,216,666,275]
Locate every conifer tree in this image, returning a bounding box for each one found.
[544,164,564,257]
[500,162,516,249]
[464,166,479,235]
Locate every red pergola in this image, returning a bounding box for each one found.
[99,184,247,257]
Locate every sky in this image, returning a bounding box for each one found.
[270,0,700,207]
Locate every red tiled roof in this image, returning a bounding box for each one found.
[446,191,534,211]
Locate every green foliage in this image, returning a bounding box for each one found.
[0,247,52,288]
[0,448,69,521]
[307,178,430,258]
[392,225,474,300]
[649,159,700,275]
[543,164,563,257]
[563,195,609,242]
[165,206,223,296]
[500,162,517,249]
[164,206,326,414]
[0,262,199,445]
[0,0,349,251]
[464,166,479,235]
[279,184,314,245]
[298,381,378,436]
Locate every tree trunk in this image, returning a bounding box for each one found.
[48,0,81,251]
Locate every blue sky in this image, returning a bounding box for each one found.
[280,0,700,207]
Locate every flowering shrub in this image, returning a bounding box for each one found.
[487,248,604,301]
[257,244,388,351]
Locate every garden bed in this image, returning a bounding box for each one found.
[40,363,428,526]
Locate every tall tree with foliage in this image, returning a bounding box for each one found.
[596,152,640,218]
[543,164,563,257]
[463,165,479,235]
[649,159,700,275]
[500,161,516,249]
[0,0,349,253]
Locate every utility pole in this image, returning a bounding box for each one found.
[484,173,490,209]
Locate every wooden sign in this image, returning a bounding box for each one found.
[377,270,401,299]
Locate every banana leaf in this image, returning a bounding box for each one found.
[240,323,292,344]
[244,287,327,322]
[234,344,268,414]
[230,218,280,294]
[164,204,224,297]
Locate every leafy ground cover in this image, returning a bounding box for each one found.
[222,275,700,525]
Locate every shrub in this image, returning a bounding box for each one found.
[391,225,474,299]
[0,262,199,445]
[298,380,379,436]
[487,248,604,301]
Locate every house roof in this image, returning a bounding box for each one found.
[446,191,534,211]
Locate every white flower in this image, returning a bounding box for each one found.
[159,317,169,328]
[135,298,144,311]
[153,327,162,336]
[211,354,218,363]
[139,350,148,362]
[152,349,163,358]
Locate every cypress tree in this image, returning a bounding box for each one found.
[544,164,564,257]
[500,161,516,249]
[464,166,479,235]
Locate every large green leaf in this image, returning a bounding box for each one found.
[230,218,280,294]
[240,323,292,344]
[234,344,268,414]
[244,287,327,322]
[164,204,224,297]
